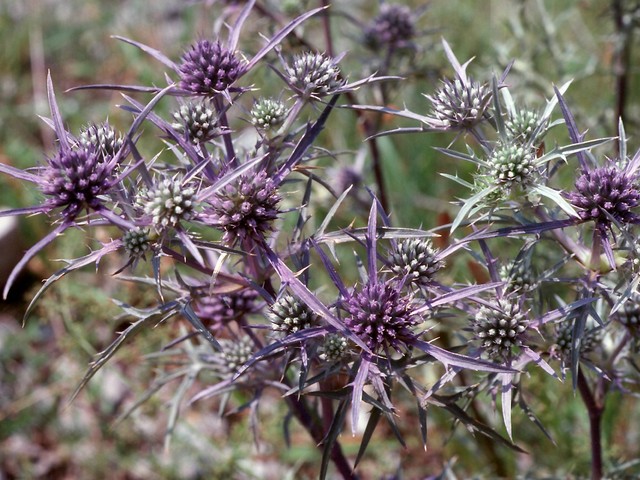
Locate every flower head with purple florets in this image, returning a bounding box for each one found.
[567,163,640,235]
[344,279,418,353]
[0,75,133,298]
[257,201,516,438]
[206,169,281,245]
[364,3,416,51]
[178,39,245,96]
[556,87,640,266]
[41,145,116,220]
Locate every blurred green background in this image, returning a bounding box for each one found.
[1,0,640,478]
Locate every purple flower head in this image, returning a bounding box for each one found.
[343,279,419,352]
[41,145,116,221]
[566,164,640,234]
[333,166,363,194]
[195,288,260,331]
[207,169,281,244]
[472,299,528,362]
[178,39,245,95]
[364,4,415,51]
[0,74,137,298]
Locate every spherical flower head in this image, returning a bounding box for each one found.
[218,336,253,373]
[140,175,198,231]
[268,294,317,334]
[319,333,349,362]
[499,261,535,292]
[195,289,259,331]
[344,280,418,352]
[285,52,345,99]
[555,323,602,359]
[123,227,151,258]
[172,101,218,143]
[473,299,528,361]
[250,98,287,131]
[488,143,537,189]
[506,109,541,141]
[388,239,444,286]
[178,39,244,95]
[613,294,640,335]
[208,170,281,244]
[427,76,490,129]
[332,166,363,194]
[79,122,124,161]
[364,4,415,51]
[41,146,114,220]
[566,165,640,232]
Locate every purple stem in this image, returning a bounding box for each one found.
[214,95,237,169]
[577,368,604,480]
[613,0,632,149]
[320,0,334,57]
[317,0,388,211]
[285,394,356,479]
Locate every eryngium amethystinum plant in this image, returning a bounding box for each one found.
[3,1,640,478]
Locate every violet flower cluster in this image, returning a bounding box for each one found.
[2,1,640,478]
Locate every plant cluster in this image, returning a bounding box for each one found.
[2,1,640,478]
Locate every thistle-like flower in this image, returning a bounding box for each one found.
[122,227,151,258]
[343,280,418,352]
[79,122,124,161]
[139,175,198,231]
[472,299,528,361]
[195,289,260,331]
[364,4,415,51]
[332,166,363,194]
[250,98,287,130]
[487,143,537,190]
[41,146,116,220]
[318,334,349,362]
[566,164,640,234]
[426,75,490,130]
[178,39,244,95]
[499,260,535,292]
[268,294,317,334]
[506,109,542,142]
[388,239,444,286]
[555,322,602,359]
[172,101,219,143]
[284,51,345,99]
[0,75,136,298]
[613,294,640,335]
[218,336,254,373]
[207,170,281,244]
